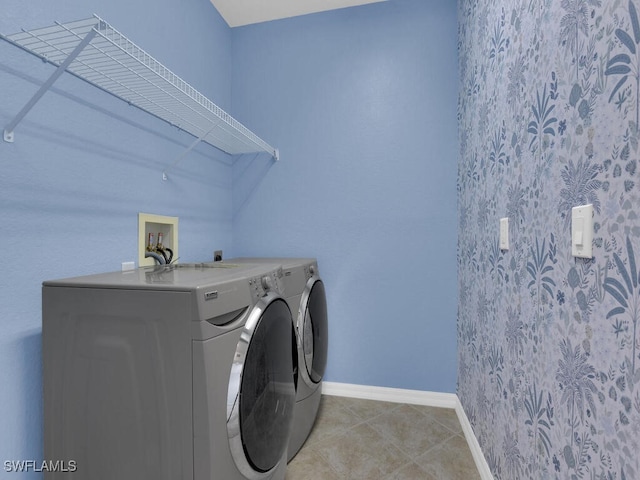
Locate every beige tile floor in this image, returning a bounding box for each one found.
[286,395,481,480]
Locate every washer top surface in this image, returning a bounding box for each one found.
[43,263,281,291]
[223,258,316,269]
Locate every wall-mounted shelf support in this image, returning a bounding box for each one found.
[1,15,279,169]
[162,139,279,181]
[3,25,99,142]
[163,125,217,181]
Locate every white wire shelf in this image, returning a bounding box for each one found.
[1,15,278,167]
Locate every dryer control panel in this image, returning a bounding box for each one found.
[304,263,318,281]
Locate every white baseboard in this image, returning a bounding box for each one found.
[454,398,494,480]
[321,382,493,480]
[322,381,457,408]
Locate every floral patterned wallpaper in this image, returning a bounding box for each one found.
[457,0,640,478]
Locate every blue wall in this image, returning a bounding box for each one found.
[0,0,233,473]
[0,0,459,473]
[230,0,459,392]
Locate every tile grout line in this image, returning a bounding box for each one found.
[288,394,483,479]
[322,382,493,479]
[330,397,477,477]
[406,403,465,436]
[363,411,462,463]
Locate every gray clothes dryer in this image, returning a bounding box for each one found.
[225,258,328,461]
[42,263,296,480]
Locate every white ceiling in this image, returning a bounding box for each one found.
[210,0,387,27]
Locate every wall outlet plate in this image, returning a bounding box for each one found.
[121,261,136,272]
[138,213,178,266]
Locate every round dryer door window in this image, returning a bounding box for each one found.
[301,279,328,384]
[227,295,296,477]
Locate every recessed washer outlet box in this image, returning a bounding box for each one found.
[138,213,178,267]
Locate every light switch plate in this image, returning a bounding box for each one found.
[571,204,593,258]
[500,217,509,250]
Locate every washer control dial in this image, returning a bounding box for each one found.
[261,275,273,291]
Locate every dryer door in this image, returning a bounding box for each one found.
[227,294,295,478]
[299,278,328,385]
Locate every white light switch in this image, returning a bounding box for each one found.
[573,219,584,245]
[500,217,509,250]
[572,204,593,258]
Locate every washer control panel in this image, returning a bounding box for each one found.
[248,267,283,300]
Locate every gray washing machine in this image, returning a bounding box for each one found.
[225,258,328,461]
[42,262,296,480]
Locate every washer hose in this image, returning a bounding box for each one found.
[145,251,166,265]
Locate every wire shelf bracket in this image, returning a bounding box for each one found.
[1,15,279,168]
[3,25,98,142]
